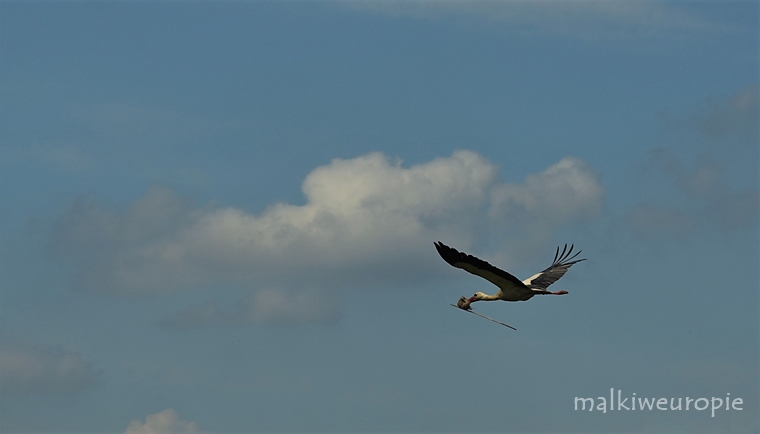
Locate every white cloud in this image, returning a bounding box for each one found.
[491,156,604,229]
[0,343,100,396]
[124,409,199,434]
[53,150,603,322]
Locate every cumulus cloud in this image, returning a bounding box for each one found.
[491,157,603,230]
[0,343,100,396]
[53,150,603,322]
[124,409,199,434]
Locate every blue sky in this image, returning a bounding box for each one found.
[0,1,757,433]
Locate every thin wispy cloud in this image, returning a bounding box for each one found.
[658,84,759,145]
[339,0,740,40]
[628,201,695,239]
[159,290,340,329]
[1,144,94,172]
[158,301,227,330]
[0,343,100,396]
[124,409,199,434]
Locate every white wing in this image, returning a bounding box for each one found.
[523,244,586,290]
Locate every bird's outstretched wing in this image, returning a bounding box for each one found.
[523,244,586,290]
[434,242,528,291]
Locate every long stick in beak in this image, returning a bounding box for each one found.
[450,304,517,330]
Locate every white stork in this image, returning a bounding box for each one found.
[434,241,585,310]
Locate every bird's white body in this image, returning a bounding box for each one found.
[471,289,535,302]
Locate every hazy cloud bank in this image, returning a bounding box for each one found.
[630,86,759,238]
[658,85,758,145]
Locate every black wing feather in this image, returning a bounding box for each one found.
[434,241,528,290]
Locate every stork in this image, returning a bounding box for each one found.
[434,241,585,311]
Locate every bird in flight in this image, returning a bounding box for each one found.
[434,241,585,311]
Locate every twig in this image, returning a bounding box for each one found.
[450,304,517,330]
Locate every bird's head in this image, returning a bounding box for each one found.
[468,292,487,302]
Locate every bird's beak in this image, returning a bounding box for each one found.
[467,296,477,303]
